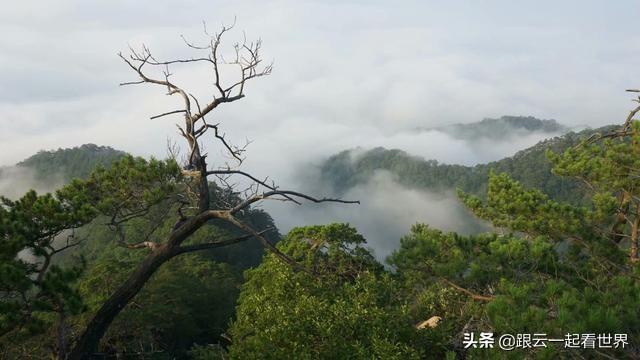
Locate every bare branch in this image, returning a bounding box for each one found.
[119,80,145,86]
[150,110,187,120]
[125,241,159,250]
[175,228,274,254]
[207,169,304,205]
[144,57,213,66]
[230,190,360,215]
[442,278,495,302]
[579,91,640,146]
[223,214,308,272]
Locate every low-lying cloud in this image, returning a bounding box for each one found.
[0,165,64,200]
[263,170,488,260]
[235,120,566,191]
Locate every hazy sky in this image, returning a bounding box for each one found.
[2,0,639,171]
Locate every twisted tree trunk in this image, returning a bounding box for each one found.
[68,244,179,359]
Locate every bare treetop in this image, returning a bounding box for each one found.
[119,20,271,168]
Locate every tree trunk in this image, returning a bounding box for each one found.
[68,244,178,359]
[57,310,68,360]
[630,204,640,263]
[611,192,630,244]
[68,209,217,358]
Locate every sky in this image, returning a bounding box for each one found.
[2,0,640,167]
[2,1,640,255]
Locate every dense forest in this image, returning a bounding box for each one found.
[2,116,640,358]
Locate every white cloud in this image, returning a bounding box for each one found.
[262,170,487,260]
[2,1,638,165]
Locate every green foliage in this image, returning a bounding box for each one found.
[228,224,422,359]
[61,155,182,223]
[0,152,238,357]
[389,225,561,358]
[0,187,96,338]
[188,343,227,359]
[76,248,241,357]
[459,172,586,239]
[389,225,639,358]
[549,121,640,229]
[56,191,278,357]
[548,121,640,194]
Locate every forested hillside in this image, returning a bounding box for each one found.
[16,144,127,182]
[321,125,618,205]
[0,145,279,358]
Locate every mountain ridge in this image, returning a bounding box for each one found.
[16,143,126,182]
[416,115,570,141]
[321,124,619,205]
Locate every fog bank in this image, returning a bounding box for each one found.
[263,170,488,260]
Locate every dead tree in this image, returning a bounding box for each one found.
[68,23,358,359]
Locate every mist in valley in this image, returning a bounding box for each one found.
[263,169,489,260]
[0,165,64,200]
[0,125,557,261]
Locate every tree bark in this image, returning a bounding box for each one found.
[611,191,630,244]
[56,310,68,360]
[67,244,179,359]
[630,204,640,263]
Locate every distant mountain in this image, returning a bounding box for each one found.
[16,144,126,182]
[0,144,126,198]
[321,125,618,205]
[418,115,570,141]
[2,143,278,270]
